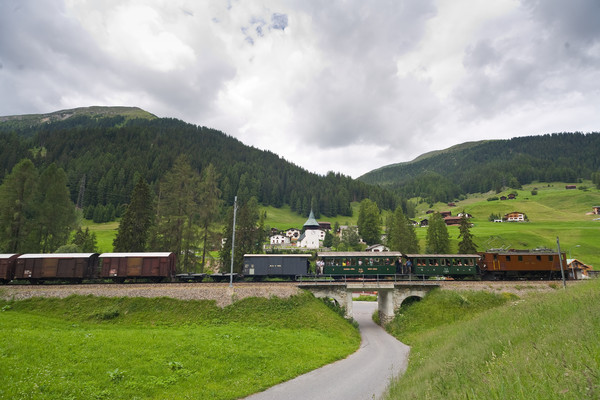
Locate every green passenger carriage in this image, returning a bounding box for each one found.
[318,252,402,276]
[404,254,480,278]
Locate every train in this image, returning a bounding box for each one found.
[243,249,571,281]
[0,248,572,284]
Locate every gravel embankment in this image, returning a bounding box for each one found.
[0,283,301,307]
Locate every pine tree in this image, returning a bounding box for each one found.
[72,227,98,253]
[458,213,477,253]
[357,199,381,245]
[35,163,77,252]
[154,157,202,273]
[0,159,39,253]
[426,212,450,253]
[198,164,222,272]
[387,206,419,254]
[113,177,154,252]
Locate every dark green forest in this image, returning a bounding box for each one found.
[359,132,600,203]
[0,110,398,221]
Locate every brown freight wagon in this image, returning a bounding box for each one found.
[99,252,176,282]
[14,253,100,283]
[480,249,566,280]
[0,254,20,283]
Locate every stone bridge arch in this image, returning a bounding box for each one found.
[298,283,439,324]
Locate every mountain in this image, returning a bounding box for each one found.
[0,106,399,220]
[0,106,156,132]
[359,133,600,203]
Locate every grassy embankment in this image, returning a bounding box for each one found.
[383,280,600,399]
[0,291,360,400]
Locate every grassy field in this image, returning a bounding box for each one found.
[0,292,359,400]
[383,280,600,399]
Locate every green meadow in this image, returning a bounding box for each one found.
[383,280,600,399]
[0,292,359,400]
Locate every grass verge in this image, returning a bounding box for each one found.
[383,281,600,399]
[0,292,360,400]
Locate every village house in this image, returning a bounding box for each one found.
[269,235,290,245]
[365,244,389,252]
[318,222,331,231]
[567,259,593,280]
[443,216,463,226]
[504,212,526,222]
[285,228,301,240]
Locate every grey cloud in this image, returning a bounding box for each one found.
[271,13,288,30]
[286,0,438,149]
[454,0,600,120]
[0,0,235,121]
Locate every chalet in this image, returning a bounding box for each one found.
[508,193,516,199]
[269,235,290,245]
[500,196,507,201]
[504,212,526,222]
[566,185,577,190]
[447,202,456,207]
[440,211,452,218]
[593,206,600,215]
[443,216,462,226]
[318,222,332,231]
[365,244,389,252]
[567,259,593,280]
[420,219,429,227]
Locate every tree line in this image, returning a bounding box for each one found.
[0,115,399,223]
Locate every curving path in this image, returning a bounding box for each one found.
[244,301,410,400]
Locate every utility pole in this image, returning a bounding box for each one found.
[557,236,566,289]
[229,196,238,288]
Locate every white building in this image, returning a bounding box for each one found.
[270,235,290,245]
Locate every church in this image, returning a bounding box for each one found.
[297,210,325,249]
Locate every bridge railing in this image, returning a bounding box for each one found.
[296,273,433,283]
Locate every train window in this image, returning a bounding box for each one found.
[548,255,554,261]
[518,256,523,262]
[506,256,511,261]
[536,256,542,261]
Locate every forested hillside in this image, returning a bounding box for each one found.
[359,132,600,203]
[0,108,398,220]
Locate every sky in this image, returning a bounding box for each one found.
[1,0,599,178]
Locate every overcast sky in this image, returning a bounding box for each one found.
[1,0,599,178]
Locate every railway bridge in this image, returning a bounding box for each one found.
[298,282,440,324]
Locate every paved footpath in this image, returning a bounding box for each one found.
[244,301,410,400]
